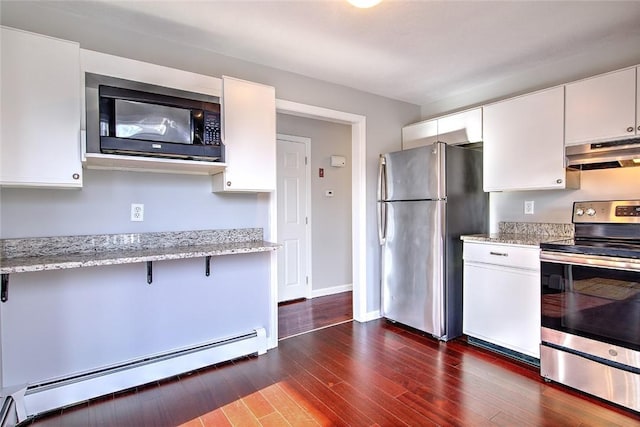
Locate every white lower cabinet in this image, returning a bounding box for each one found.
[463,242,541,358]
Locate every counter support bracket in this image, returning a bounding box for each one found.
[205,256,211,277]
[146,262,153,284]
[1,274,8,302]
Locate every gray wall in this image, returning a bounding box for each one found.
[0,3,421,315]
[490,167,640,231]
[0,170,266,238]
[277,114,352,293]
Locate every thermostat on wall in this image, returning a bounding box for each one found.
[330,155,346,167]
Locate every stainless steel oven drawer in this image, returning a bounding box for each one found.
[541,344,640,412]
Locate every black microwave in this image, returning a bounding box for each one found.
[99,85,223,161]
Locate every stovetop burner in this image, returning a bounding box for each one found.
[540,237,640,259]
[541,200,640,259]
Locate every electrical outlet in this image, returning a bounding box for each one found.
[131,203,144,221]
[524,200,534,215]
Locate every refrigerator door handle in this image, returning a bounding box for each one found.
[378,202,387,245]
[377,155,387,245]
[377,155,387,201]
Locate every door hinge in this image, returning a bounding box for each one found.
[305,217,308,225]
[305,156,308,165]
[306,276,309,284]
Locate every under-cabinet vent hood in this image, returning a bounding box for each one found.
[566,137,640,170]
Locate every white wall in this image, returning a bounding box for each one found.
[490,167,640,231]
[277,114,352,293]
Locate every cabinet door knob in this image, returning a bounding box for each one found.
[556,178,563,184]
[627,126,634,132]
[226,181,231,187]
[72,173,80,180]
[637,125,640,132]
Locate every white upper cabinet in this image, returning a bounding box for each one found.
[402,108,482,149]
[402,119,437,150]
[1,27,82,188]
[565,67,637,146]
[483,87,577,192]
[212,76,276,192]
[436,108,483,145]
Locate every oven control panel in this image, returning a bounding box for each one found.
[574,200,640,223]
[615,205,640,217]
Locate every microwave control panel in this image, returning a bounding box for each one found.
[204,112,222,146]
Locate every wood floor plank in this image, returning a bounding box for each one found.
[277,380,341,427]
[287,366,375,427]
[199,409,232,427]
[329,381,412,426]
[278,292,352,339]
[257,411,292,427]
[283,334,408,398]
[242,390,276,419]
[259,383,318,426]
[221,400,262,427]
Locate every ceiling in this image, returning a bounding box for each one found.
[3,1,640,116]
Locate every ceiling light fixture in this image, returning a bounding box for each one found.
[347,0,382,8]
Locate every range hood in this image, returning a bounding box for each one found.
[566,137,640,170]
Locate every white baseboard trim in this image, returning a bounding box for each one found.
[357,310,382,322]
[310,284,352,299]
[23,328,267,418]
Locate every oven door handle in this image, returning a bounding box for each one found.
[540,251,640,272]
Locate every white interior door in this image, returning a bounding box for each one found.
[277,136,310,302]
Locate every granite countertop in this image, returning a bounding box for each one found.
[0,229,280,274]
[461,222,574,248]
[461,233,569,247]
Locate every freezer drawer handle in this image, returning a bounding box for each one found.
[489,251,509,257]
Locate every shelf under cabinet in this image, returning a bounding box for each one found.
[83,153,226,175]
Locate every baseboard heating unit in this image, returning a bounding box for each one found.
[17,328,267,420]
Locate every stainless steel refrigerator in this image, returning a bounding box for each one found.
[377,142,487,340]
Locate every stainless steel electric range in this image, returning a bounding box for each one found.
[540,200,640,412]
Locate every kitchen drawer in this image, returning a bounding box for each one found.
[463,241,540,270]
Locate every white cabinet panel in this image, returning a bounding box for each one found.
[402,108,482,149]
[463,241,540,270]
[402,119,437,150]
[565,68,637,146]
[483,87,570,191]
[437,108,482,145]
[213,77,276,192]
[637,67,640,135]
[1,27,82,188]
[463,262,541,358]
[463,242,541,358]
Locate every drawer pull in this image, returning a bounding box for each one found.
[489,251,509,257]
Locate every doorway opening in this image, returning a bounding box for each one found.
[276,122,353,339]
[267,100,366,349]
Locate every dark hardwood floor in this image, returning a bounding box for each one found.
[24,319,640,426]
[278,291,352,339]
